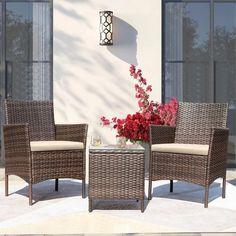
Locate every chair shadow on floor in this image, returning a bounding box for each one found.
[228,178,236,186]
[12,179,87,204]
[152,181,222,205]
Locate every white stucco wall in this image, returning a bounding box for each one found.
[54,0,162,143]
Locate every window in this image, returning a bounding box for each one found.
[163,0,236,166]
[1,0,53,101]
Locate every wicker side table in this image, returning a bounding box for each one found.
[89,144,145,212]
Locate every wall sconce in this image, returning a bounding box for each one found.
[99,11,113,46]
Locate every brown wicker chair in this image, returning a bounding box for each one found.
[3,100,88,205]
[149,102,229,208]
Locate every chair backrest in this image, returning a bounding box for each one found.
[5,100,55,141]
[175,102,228,144]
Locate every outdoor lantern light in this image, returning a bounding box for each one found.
[99,11,113,45]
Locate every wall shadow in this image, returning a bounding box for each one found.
[53,5,139,134]
[228,178,236,186]
[107,16,138,65]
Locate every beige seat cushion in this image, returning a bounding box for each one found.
[30,141,84,152]
[151,143,209,156]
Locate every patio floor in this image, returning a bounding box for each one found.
[0,167,236,234]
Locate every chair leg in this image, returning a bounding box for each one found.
[204,186,209,208]
[29,183,33,206]
[82,179,86,198]
[148,179,152,200]
[5,175,8,196]
[55,179,59,191]
[222,177,226,198]
[89,198,93,212]
[170,180,173,192]
[141,199,144,213]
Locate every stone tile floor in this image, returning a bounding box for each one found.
[0,168,236,234]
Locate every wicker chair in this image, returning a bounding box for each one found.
[149,102,229,208]
[3,100,88,205]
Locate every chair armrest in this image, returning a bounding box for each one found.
[208,127,229,166]
[149,125,176,145]
[55,124,88,145]
[3,124,31,175]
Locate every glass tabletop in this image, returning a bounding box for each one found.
[89,143,145,152]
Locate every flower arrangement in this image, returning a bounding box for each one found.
[100,65,178,142]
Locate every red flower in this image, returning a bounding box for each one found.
[100,116,110,126]
[144,112,151,120]
[112,117,117,123]
[100,65,178,142]
[129,64,136,76]
[146,85,152,92]
[138,101,145,109]
[157,97,179,126]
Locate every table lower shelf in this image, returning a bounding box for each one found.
[88,198,145,212]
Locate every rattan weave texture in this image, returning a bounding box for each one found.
[149,102,229,208]
[4,100,88,205]
[5,100,55,141]
[89,146,145,212]
[175,102,227,144]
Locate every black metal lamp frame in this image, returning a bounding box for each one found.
[99,11,113,46]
